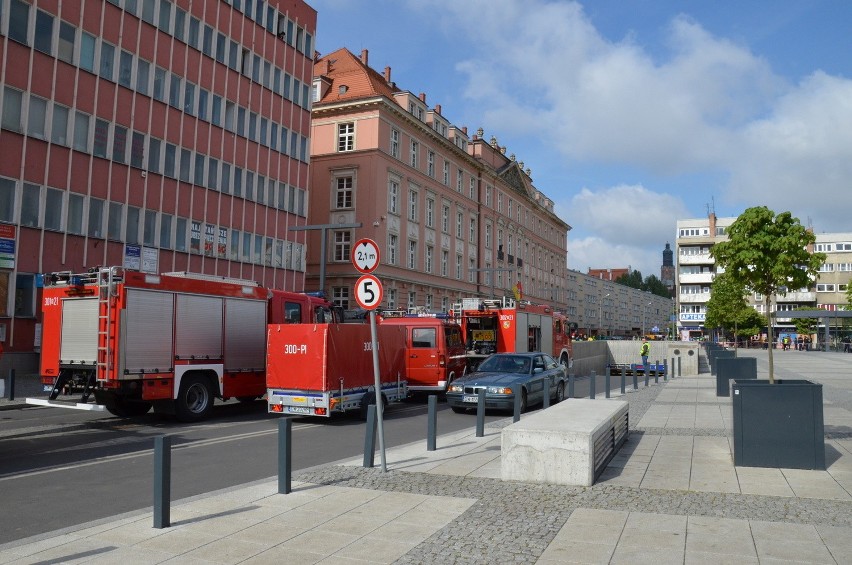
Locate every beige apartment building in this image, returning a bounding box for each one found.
[306,48,571,313]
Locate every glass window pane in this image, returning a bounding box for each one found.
[194,154,205,185]
[27,96,47,139]
[93,119,109,157]
[108,201,123,240]
[51,104,69,145]
[202,25,213,56]
[207,158,218,190]
[2,87,23,132]
[197,89,208,120]
[130,131,145,168]
[74,111,89,151]
[0,178,16,223]
[211,95,221,126]
[147,137,160,173]
[88,198,104,237]
[157,0,171,32]
[8,0,30,45]
[153,67,166,101]
[100,42,115,81]
[220,163,230,194]
[80,32,96,72]
[45,188,63,231]
[175,217,187,251]
[163,143,176,177]
[112,125,127,162]
[21,183,41,227]
[141,0,155,25]
[179,148,191,182]
[159,213,172,249]
[143,209,156,245]
[183,82,195,115]
[67,193,84,234]
[136,59,150,95]
[119,51,133,87]
[188,17,199,49]
[126,205,139,244]
[169,74,181,107]
[174,8,185,42]
[34,10,54,54]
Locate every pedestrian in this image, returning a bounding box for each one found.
[843,336,850,353]
[640,339,650,370]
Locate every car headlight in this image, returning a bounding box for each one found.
[448,384,463,393]
[486,386,513,394]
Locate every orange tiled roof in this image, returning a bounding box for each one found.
[313,48,400,105]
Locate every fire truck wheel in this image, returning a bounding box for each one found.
[105,398,152,418]
[560,354,571,371]
[176,374,215,422]
[555,381,566,403]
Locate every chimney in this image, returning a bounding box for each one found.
[709,212,717,236]
[435,104,441,115]
[462,126,468,135]
[419,92,426,103]
[360,49,368,65]
[384,66,391,83]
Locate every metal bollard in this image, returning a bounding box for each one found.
[633,371,638,391]
[568,373,575,399]
[605,371,611,399]
[543,379,550,409]
[363,404,377,468]
[7,369,14,401]
[513,387,522,423]
[589,370,596,399]
[153,435,171,529]
[677,356,681,377]
[664,358,669,381]
[427,395,437,451]
[621,367,626,395]
[477,389,487,436]
[278,418,292,494]
[654,360,659,384]
[644,367,649,387]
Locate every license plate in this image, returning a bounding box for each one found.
[463,395,479,403]
[287,406,311,414]
[43,385,53,392]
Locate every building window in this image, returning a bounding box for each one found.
[334,231,351,261]
[469,258,476,283]
[1,87,23,132]
[332,287,349,310]
[456,212,463,239]
[443,161,449,185]
[387,288,396,310]
[390,128,399,158]
[427,150,435,177]
[469,218,477,243]
[34,10,54,55]
[335,176,353,209]
[337,122,354,152]
[88,198,104,238]
[441,250,448,277]
[67,193,84,234]
[441,204,449,233]
[485,223,492,249]
[410,140,418,168]
[51,105,69,145]
[408,189,418,222]
[457,168,463,192]
[388,179,399,214]
[27,96,47,139]
[408,240,417,269]
[455,254,462,279]
[388,234,398,265]
[21,183,41,227]
[426,198,434,228]
[107,202,123,240]
[469,177,476,200]
[408,292,417,311]
[425,245,433,273]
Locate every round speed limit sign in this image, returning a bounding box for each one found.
[354,274,383,310]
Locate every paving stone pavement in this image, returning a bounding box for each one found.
[2,348,852,564]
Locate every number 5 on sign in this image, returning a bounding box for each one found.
[354,274,383,310]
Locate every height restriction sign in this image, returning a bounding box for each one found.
[351,238,380,273]
[354,274,383,310]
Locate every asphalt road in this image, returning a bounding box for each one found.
[0,373,617,545]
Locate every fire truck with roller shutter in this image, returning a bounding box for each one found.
[451,297,574,371]
[266,323,408,418]
[32,267,338,421]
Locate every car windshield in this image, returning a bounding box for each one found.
[479,355,530,374]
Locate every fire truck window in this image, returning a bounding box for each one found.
[554,320,562,333]
[445,326,463,347]
[412,328,436,348]
[284,302,302,324]
[314,307,332,323]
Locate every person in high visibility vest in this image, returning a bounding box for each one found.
[640,339,650,370]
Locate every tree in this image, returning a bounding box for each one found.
[614,270,643,290]
[792,307,818,341]
[704,271,764,347]
[614,270,670,298]
[711,207,824,382]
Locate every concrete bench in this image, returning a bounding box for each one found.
[501,398,628,486]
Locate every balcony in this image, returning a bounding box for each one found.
[679,273,714,284]
[776,291,816,302]
[678,254,713,266]
[678,294,710,304]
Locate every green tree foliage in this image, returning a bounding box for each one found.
[705,272,765,346]
[792,307,818,337]
[614,270,670,298]
[711,207,824,382]
[846,278,852,310]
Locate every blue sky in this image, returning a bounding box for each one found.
[309,0,852,277]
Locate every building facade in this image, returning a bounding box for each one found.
[0,0,317,366]
[675,213,851,339]
[308,48,571,314]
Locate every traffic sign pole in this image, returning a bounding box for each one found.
[368,309,387,472]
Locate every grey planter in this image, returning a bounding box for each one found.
[716,357,757,396]
[710,349,735,375]
[732,379,825,470]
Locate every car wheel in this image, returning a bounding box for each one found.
[555,381,565,403]
[451,406,468,414]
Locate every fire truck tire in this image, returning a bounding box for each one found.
[560,354,571,370]
[555,381,566,403]
[104,397,152,418]
[176,374,215,422]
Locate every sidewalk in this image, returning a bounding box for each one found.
[2,349,852,564]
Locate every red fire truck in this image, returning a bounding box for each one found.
[33,267,338,421]
[451,297,573,370]
[266,323,408,417]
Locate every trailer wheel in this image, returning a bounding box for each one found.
[359,391,387,421]
[176,374,214,422]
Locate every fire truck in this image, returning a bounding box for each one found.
[266,323,408,417]
[451,297,573,370]
[33,267,338,421]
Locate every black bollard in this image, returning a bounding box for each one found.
[477,389,487,436]
[654,360,659,384]
[605,371,611,399]
[153,435,171,529]
[589,370,596,399]
[363,404,377,468]
[644,366,649,387]
[543,379,550,409]
[621,367,626,395]
[278,418,292,494]
[664,358,669,381]
[677,356,681,377]
[427,395,437,451]
[8,369,14,401]
[633,371,638,391]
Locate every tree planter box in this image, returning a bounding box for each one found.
[732,379,825,470]
[716,357,756,396]
[710,349,735,375]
